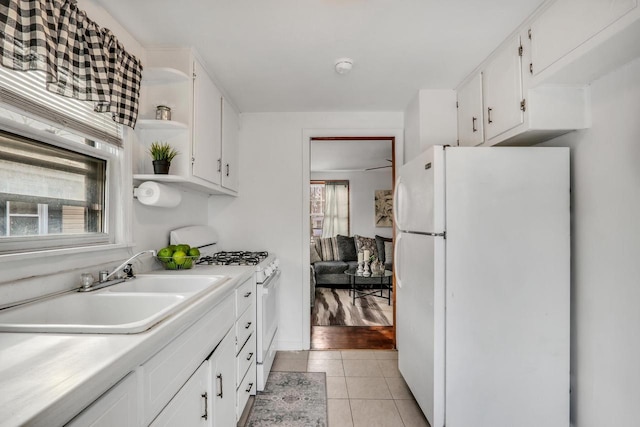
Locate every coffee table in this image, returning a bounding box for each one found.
[344,269,393,305]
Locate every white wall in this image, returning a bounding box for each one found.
[208,112,403,350]
[310,170,393,239]
[403,90,457,162]
[540,57,640,426]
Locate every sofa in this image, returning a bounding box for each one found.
[311,234,393,287]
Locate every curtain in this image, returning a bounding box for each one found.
[0,0,143,128]
[322,182,349,238]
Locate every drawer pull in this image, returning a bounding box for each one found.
[246,352,254,361]
[472,116,477,132]
[201,393,208,420]
[246,382,254,393]
[245,322,252,329]
[216,374,223,398]
[487,107,493,124]
[244,291,252,298]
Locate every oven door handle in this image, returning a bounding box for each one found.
[260,269,281,295]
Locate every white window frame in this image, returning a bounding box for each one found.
[0,113,125,256]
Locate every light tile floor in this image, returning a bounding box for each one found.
[272,350,431,427]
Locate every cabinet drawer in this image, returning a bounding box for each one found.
[235,304,254,354]
[236,362,256,420]
[141,295,234,425]
[235,277,255,317]
[236,332,256,387]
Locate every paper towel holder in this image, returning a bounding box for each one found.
[133,181,182,208]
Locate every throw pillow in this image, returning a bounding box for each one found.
[384,241,394,265]
[336,235,357,261]
[375,235,393,264]
[316,237,339,261]
[354,235,379,261]
[310,243,322,264]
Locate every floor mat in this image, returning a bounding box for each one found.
[312,287,393,326]
[247,371,327,427]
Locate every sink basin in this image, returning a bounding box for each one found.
[0,293,185,334]
[106,275,227,294]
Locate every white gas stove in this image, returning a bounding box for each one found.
[169,226,280,392]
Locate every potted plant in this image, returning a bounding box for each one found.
[149,141,179,174]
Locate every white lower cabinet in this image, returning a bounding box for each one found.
[65,277,256,427]
[150,362,209,426]
[209,330,236,426]
[66,373,138,427]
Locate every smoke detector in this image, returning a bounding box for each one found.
[335,58,353,75]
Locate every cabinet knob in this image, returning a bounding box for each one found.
[247,352,254,361]
[246,382,254,393]
[244,291,252,298]
[245,322,252,329]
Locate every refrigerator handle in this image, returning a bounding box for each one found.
[394,233,403,288]
[393,177,405,231]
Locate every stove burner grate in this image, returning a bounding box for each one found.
[197,251,268,266]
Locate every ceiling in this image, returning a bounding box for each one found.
[311,140,392,172]
[96,0,545,113]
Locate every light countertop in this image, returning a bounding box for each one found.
[0,265,255,427]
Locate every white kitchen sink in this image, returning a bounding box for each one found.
[0,275,229,334]
[106,275,227,294]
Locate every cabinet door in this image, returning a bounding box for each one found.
[192,59,222,185]
[221,98,240,192]
[150,362,210,427]
[456,73,484,146]
[483,36,524,140]
[531,0,637,76]
[209,330,236,426]
[66,372,137,427]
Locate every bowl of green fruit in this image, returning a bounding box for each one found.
[156,244,201,270]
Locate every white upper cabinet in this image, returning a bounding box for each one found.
[134,48,238,196]
[221,98,240,192]
[193,59,223,186]
[456,73,484,147]
[531,0,638,81]
[483,35,525,141]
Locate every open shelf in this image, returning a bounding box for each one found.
[142,67,190,84]
[136,119,188,131]
[133,174,236,196]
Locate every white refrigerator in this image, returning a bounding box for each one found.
[394,146,570,427]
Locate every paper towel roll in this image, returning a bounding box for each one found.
[135,181,182,208]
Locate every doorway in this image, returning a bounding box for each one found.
[308,136,396,350]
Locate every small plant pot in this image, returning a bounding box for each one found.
[152,160,171,174]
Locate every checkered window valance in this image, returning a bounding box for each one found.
[0,0,143,129]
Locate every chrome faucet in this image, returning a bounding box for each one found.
[79,250,157,292]
[101,249,157,282]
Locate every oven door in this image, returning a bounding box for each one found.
[257,269,280,365]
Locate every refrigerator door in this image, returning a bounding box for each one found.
[396,231,445,427]
[394,146,445,234]
[444,147,570,427]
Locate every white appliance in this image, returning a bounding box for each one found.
[394,146,570,427]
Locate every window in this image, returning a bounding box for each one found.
[310,180,349,242]
[0,130,109,253]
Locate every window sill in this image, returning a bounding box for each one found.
[0,243,134,264]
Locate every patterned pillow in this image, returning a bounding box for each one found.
[354,235,379,261]
[375,235,392,264]
[310,243,322,264]
[315,237,339,261]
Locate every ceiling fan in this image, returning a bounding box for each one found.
[365,159,392,171]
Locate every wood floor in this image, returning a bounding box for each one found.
[310,325,395,350]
